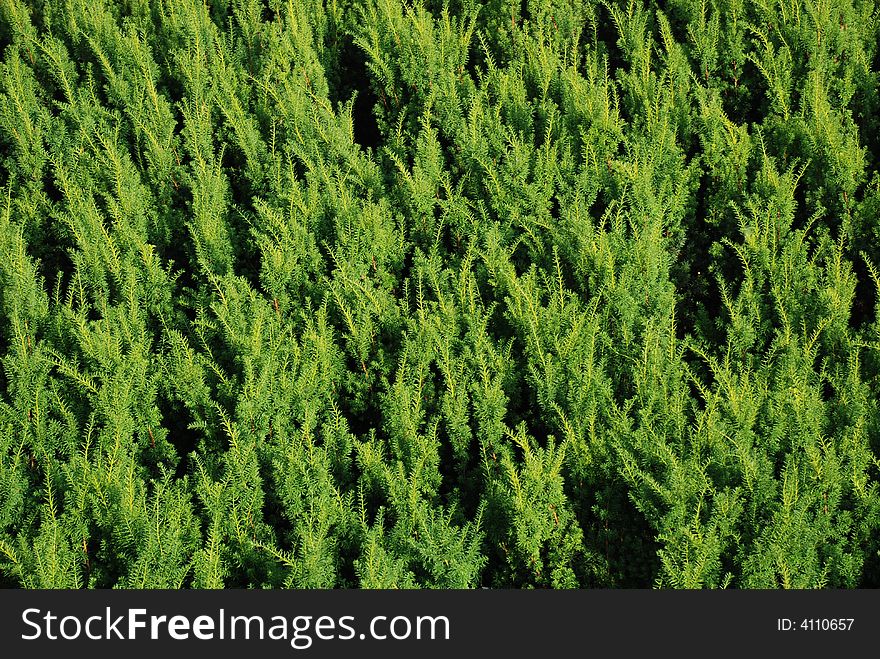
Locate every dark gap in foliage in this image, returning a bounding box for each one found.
[861,558,880,587]
[41,167,63,205]
[327,37,382,152]
[552,243,587,304]
[335,533,361,588]
[219,133,257,204]
[9,177,76,310]
[659,0,694,47]
[509,240,535,279]
[671,174,723,343]
[549,193,561,223]
[205,0,234,29]
[855,46,880,171]
[158,210,199,313]
[725,59,770,127]
[587,185,612,234]
[848,256,877,329]
[155,64,187,114]
[574,10,601,76]
[821,378,835,403]
[352,90,382,152]
[36,236,75,311]
[479,488,515,587]
[227,192,262,291]
[83,528,108,588]
[0,350,8,403]
[595,485,663,587]
[157,394,201,480]
[432,388,471,509]
[396,247,417,308]
[519,0,530,25]
[863,511,880,586]
[0,26,17,59]
[592,3,626,89]
[337,373,381,442]
[502,354,552,449]
[260,470,294,565]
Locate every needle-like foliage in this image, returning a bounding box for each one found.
[0,0,878,588]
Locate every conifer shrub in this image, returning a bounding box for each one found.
[0,0,878,588]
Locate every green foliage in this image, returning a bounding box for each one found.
[0,0,878,589]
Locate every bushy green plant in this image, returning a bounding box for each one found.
[0,0,877,589]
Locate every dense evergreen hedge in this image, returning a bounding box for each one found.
[0,0,878,588]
